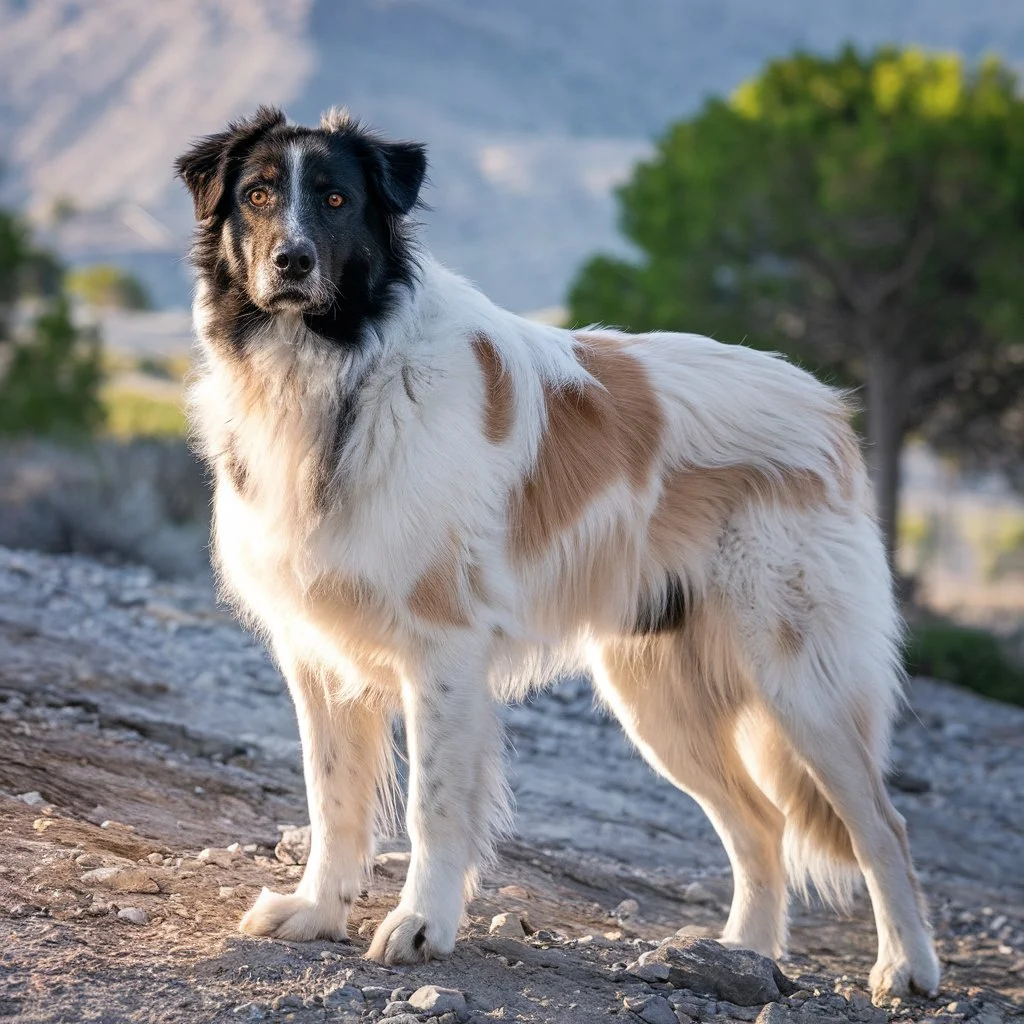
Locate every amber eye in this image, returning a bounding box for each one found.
[248,188,269,207]
[326,192,345,208]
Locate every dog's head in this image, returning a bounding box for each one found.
[176,107,426,322]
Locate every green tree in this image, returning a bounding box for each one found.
[67,263,152,310]
[0,208,105,437]
[569,47,1024,564]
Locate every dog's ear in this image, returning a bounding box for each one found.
[364,139,427,217]
[175,106,285,223]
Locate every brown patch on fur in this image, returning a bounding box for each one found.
[467,561,489,605]
[409,536,470,627]
[509,333,663,560]
[575,334,663,488]
[777,618,804,657]
[471,333,515,444]
[304,573,403,671]
[221,441,249,497]
[649,465,829,567]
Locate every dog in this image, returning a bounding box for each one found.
[176,106,940,1002]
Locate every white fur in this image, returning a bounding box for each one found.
[190,255,939,1001]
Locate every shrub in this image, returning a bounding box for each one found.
[0,297,105,437]
[66,263,152,310]
[906,620,1024,706]
[102,388,186,438]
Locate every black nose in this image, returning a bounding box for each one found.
[272,241,315,279]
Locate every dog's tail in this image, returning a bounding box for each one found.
[738,711,860,910]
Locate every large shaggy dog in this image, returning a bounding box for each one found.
[176,107,939,1001]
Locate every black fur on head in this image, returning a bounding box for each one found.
[175,106,427,351]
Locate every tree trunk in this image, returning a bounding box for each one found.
[864,350,908,572]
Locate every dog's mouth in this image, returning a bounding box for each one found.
[264,289,319,313]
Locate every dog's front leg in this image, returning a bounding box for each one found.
[367,641,505,964]
[240,656,392,942]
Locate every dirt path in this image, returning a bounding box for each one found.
[0,547,1022,1023]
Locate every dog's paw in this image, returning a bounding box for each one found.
[869,951,941,1005]
[365,906,455,965]
[239,887,350,942]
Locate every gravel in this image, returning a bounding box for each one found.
[2,546,1024,1022]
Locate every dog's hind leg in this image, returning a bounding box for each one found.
[240,655,393,942]
[757,642,939,1003]
[591,628,788,958]
[739,513,940,1003]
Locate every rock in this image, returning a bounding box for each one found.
[489,912,527,938]
[682,881,717,904]
[274,826,311,866]
[668,991,707,1018]
[383,1016,421,1024]
[231,1002,267,1019]
[383,1001,416,1017]
[630,957,672,984]
[197,847,236,867]
[74,853,106,868]
[408,985,467,1018]
[614,898,640,920]
[637,938,791,1006]
[80,866,159,893]
[373,850,411,878]
[497,884,530,900]
[886,766,931,794]
[218,886,236,898]
[758,1002,855,1024]
[16,791,46,807]
[624,994,678,1024]
[361,987,391,1002]
[270,994,302,1011]
[322,985,364,1011]
[973,1012,1003,1024]
[146,852,164,866]
[100,819,135,831]
[116,907,149,925]
[717,1000,762,1021]
[391,988,413,1002]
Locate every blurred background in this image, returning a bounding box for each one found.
[3,0,1024,704]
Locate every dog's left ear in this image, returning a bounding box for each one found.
[175,106,285,223]
[364,139,427,217]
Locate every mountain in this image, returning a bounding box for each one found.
[3,0,1023,313]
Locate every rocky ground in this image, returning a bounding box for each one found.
[0,546,1022,1024]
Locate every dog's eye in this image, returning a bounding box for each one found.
[248,189,270,208]
[326,193,345,208]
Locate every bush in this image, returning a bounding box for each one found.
[906,620,1024,706]
[0,297,105,437]
[0,437,210,579]
[66,263,152,310]
[102,388,186,438]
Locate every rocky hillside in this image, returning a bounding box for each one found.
[3,0,1023,310]
[0,546,1022,1022]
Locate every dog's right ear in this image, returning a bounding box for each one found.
[175,106,285,224]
